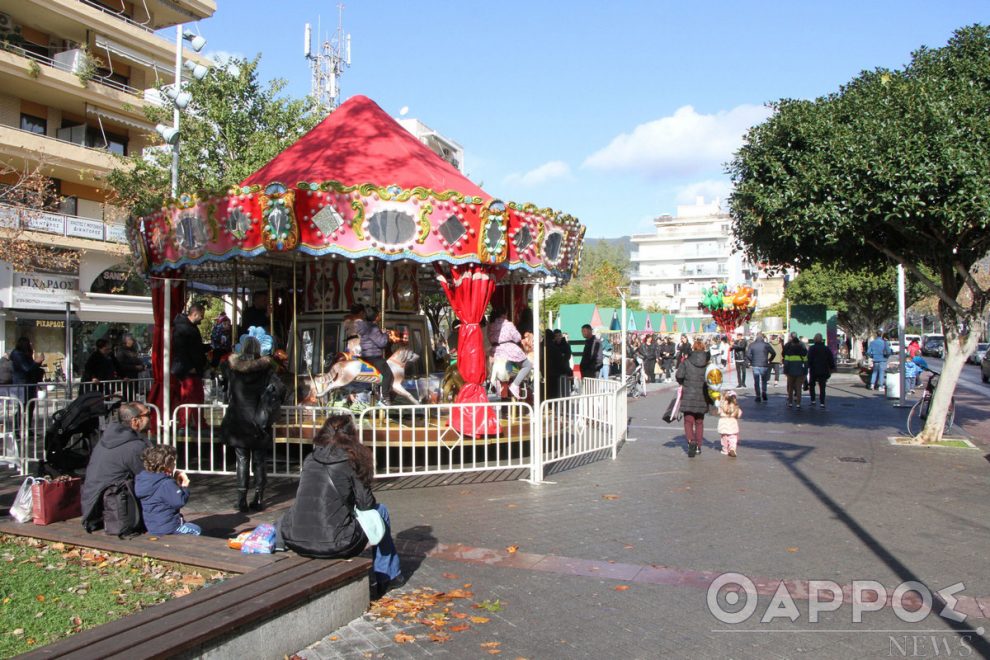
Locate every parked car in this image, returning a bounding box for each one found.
[922,335,945,358]
[889,340,901,355]
[967,342,989,365]
[982,351,990,383]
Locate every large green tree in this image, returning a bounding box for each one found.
[545,239,639,313]
[728,25,990,442]
[785,264,926,347]
[108,56,319,217]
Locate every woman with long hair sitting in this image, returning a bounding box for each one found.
[276,415,403,596]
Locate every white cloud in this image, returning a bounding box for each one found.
[675,179,733,205]
[582,104,771,177]
[504,160,571,187]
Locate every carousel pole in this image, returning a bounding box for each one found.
[529,280,543,484]
[162,277,172,446]
[292,259,298,405]
[231,259,238,336]
[379,262,386,330]
[268,270,274,338]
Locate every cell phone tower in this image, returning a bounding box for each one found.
[304,4,351,114]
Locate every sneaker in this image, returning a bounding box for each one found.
[688,444,698,458]
[787,401,792,408]
[819,402,826,409]
[728,449,737,458]
[508,384,521,399]
[810,401,817,407]
[795,405,801,410]
[721,449,729,455]
[697,443,703,455]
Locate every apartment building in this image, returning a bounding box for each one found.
[0,0,214,376]
[397,117,465,173]
[631,197,786,318]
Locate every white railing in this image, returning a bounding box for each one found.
[541,388,624,468]
[358,401,533,479]
[74,378,154,402]
[0,397,24,473]
[169,404,355,477]
[0,202,129,244]
[579,377,622,396]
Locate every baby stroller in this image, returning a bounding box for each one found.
[626,357,646,398]
[41,391,121,477]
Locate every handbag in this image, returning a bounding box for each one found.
[662,387,683,424]
[32,476,82,525]
[9,477,37,523]
[353,507,386,545]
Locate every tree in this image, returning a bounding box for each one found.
[107,55,319,218]
[728,25,990,442]
[0,160,80,273]
[784,264,926,343]
[545,239,639,313]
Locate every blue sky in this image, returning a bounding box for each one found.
[183,1,990,238]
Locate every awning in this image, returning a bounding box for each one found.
[86,104,154,132]
[94,35,173,75]
[77,294,154,325]
[9,310,80,328]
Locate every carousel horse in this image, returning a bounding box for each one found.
[307,343,420,405]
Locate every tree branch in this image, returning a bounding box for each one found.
[952,258,986,299]
[865,238,966,316]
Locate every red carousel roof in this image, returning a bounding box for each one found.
[242,95,489,199]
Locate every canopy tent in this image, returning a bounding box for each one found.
[589,306,604,329]
[609,310,621,332]
[133,95,586,435]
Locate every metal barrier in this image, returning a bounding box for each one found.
[75,378,153,402]
[540,388,622,468]
[358,401,534,479]
[579,377,622,396]
[0,397,25,474]
[170,404,354,477]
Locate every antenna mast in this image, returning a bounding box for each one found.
[305,3,351,114]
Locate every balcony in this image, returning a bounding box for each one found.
[1,44,144,98]
[0,124,121,185]
[0,202,128,246]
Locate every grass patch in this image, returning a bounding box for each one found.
[889,437,976,448]
[0,533,229,656]
[926,440,972,448]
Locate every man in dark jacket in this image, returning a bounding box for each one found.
[81,402,152,531]
[579,324,603,379]
[357,306,394,405]
[732,333,748,387]
[171,303,207,427]
[658,336,676,382]
[239,291,270,335]
[746,332,776,402]
[806,333,836,408]
[82,338,118,395]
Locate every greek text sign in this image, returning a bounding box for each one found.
[12,272,78,309]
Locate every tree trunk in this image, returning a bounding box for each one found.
[915,319,983,443]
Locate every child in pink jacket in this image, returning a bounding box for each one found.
[717,390,743,457]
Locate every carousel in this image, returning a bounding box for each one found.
[131,96,589,474]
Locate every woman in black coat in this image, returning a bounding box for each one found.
[675,339,711,457]
[220,335,285,512]
[276,415,403,596]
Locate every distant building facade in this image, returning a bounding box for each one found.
[631,197,787,319]
[397,117,464,173]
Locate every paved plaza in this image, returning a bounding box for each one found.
[2,373,988,659]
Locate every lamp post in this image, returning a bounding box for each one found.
[158,26,207,197]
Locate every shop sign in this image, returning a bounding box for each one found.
[12,272,79,309]
[105,224,128,243]
[23,212,66,235]
[66,217,105,241]
[32,319,65,328]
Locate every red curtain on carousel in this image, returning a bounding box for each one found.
[437,263,500,435]
[148,275,185,429]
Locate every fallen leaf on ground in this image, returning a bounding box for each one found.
[441,572,460,580]
[70,616,82,626]
[429,632,451,643]
[394,632,416,644]
[505,545,519,554]
[786,547,799,553]
[470,616,490,624]
[463,583,472,588]
[452,612,468,619]
[623,544,635,550]
[329,635,339,641]
[444,588,472,599]
[181,573,206,586]
[35,594,45,602]
[448,624,470,632]
[602,494,620,501]
[487,651,502,656]
[506,503,518,509]
[614,585,631,592]
[481,642,501,649]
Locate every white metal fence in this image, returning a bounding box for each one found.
[4,387,628,483]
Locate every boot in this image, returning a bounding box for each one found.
[235,448,250,512]
[236,491,249,513]
[249,489,265,511]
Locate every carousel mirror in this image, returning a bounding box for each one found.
[513,225,532,251]
[485,220,504,251]
[543,231,564,264]
[226,208,251,237]
[176,213,206,251]
[489,199,506,213]
[312,205,344,235]
[439,214,466,244]
[367,210,416,245]
[265,183,287,196]
[268,205,290,237]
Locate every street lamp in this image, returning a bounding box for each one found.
[167,26,209,197]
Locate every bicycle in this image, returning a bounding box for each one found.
[905,369,956,436]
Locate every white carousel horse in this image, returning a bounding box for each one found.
[489,358,530,399]
[309,344,420,405]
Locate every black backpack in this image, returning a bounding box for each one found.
[101,479,144,537]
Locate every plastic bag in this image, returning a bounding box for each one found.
[354,507,385,545]
[2,433,18,469]
[9,477,38,523]
[241,523,276,554]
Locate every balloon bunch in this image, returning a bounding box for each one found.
[698,284,756,334]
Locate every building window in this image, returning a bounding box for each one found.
[20,113,47,135]
[59,196,78,216]
[673,283,681,294]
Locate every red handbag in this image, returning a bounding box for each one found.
[32,477,82,525]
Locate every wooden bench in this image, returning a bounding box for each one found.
[2,518,373,659]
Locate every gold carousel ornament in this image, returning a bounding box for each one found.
[259,183,299,251]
